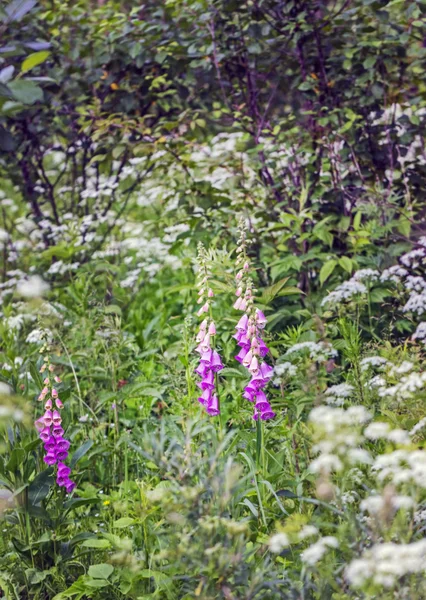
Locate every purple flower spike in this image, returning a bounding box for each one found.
[210,351,223,372]
[206,395,220,416]
[34,417,45,432]
[43,452,57,465]
[255,310,267,328]
[55,449,69,461]
[235,347,248,363]
[39,426,51,443]
[42,410,53,427]
[57,462,71,477]
[197,388,212,406]
[55,438,70,452]
[236,314,249,331]
[260,408,276,421]
[260,362,273,380]
[52,410,62,426]
[52,425,64,437]
[198,369,215,391]
[44,436,56,452]
[254,391,270,412]
[258,339,269,357]
[65,480,76,494]
[200,349,213,366]
[243,390,255,402]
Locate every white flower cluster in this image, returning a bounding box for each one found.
[352,269,380,281]
[412,321,426,341]
[321,279,367,307]
[360,493,414,516]
[372,449,426,488]
[360,355,389,371]
[324,383,354,406]
[380,265,408,284]
[273,361,298,384]
[309,405,372,473]
[301,536,339,566]
[378,370,426,400]
[346,539,426,588]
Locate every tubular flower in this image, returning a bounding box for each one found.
[194,242,223,416]
[34,354,76,493]
[233,219,275,420]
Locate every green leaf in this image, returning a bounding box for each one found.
[113,517,135,528]
[28,468,54,506]
[82,538,111,549]
[0,125,16,151]
[104,305,122,316]
[70,440,93,468]
[64,497,99,511]
[8,80,43,104]
[278,286,303,296]
[220,367,246,378]
[319,260,337,286]
[85,579,109,588]
[5,0,37,22]
[259,277,289,303]
[24,568,48,585]
[6,448,25,472]
[0,66,15,84]
[22,51,50,73]
[29,362,44,390]
[88,563,114,579]
[338,256,353,273]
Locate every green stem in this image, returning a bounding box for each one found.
[256,418,262,470]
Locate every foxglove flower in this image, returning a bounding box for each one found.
[194,243,223,416]
[232,219,275,421]
[34,356,76,493]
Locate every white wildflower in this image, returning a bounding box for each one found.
[269,533,290,553]
[16,275,49,298]
[346,540,426,588]
[301,536,339,566]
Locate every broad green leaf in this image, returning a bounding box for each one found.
[5,0,37,22]
[29,362,44,390]
[319,260,337,286]
[64,497,99,511]
[220,367,246,378]
[85,579,109,588]
[22,51,50,73]
[0,66,15,84]
[6,448,25,472]
[82,538,111,549]
[260,277,289,303]
[8,80,43,104]
[338,256,352,273]
[88,563,114,579]
[70,440,93,468]
[104,304,122,316]
[113,517,135,528]
[24,568,48,585]
[28,468,54,506]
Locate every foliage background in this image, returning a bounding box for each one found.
[0,0,426,599]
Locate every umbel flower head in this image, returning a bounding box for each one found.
[194,243,223,416]
[34,349,76,494]
[233,219,275,420]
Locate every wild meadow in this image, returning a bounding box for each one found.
[0,1,426,598]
